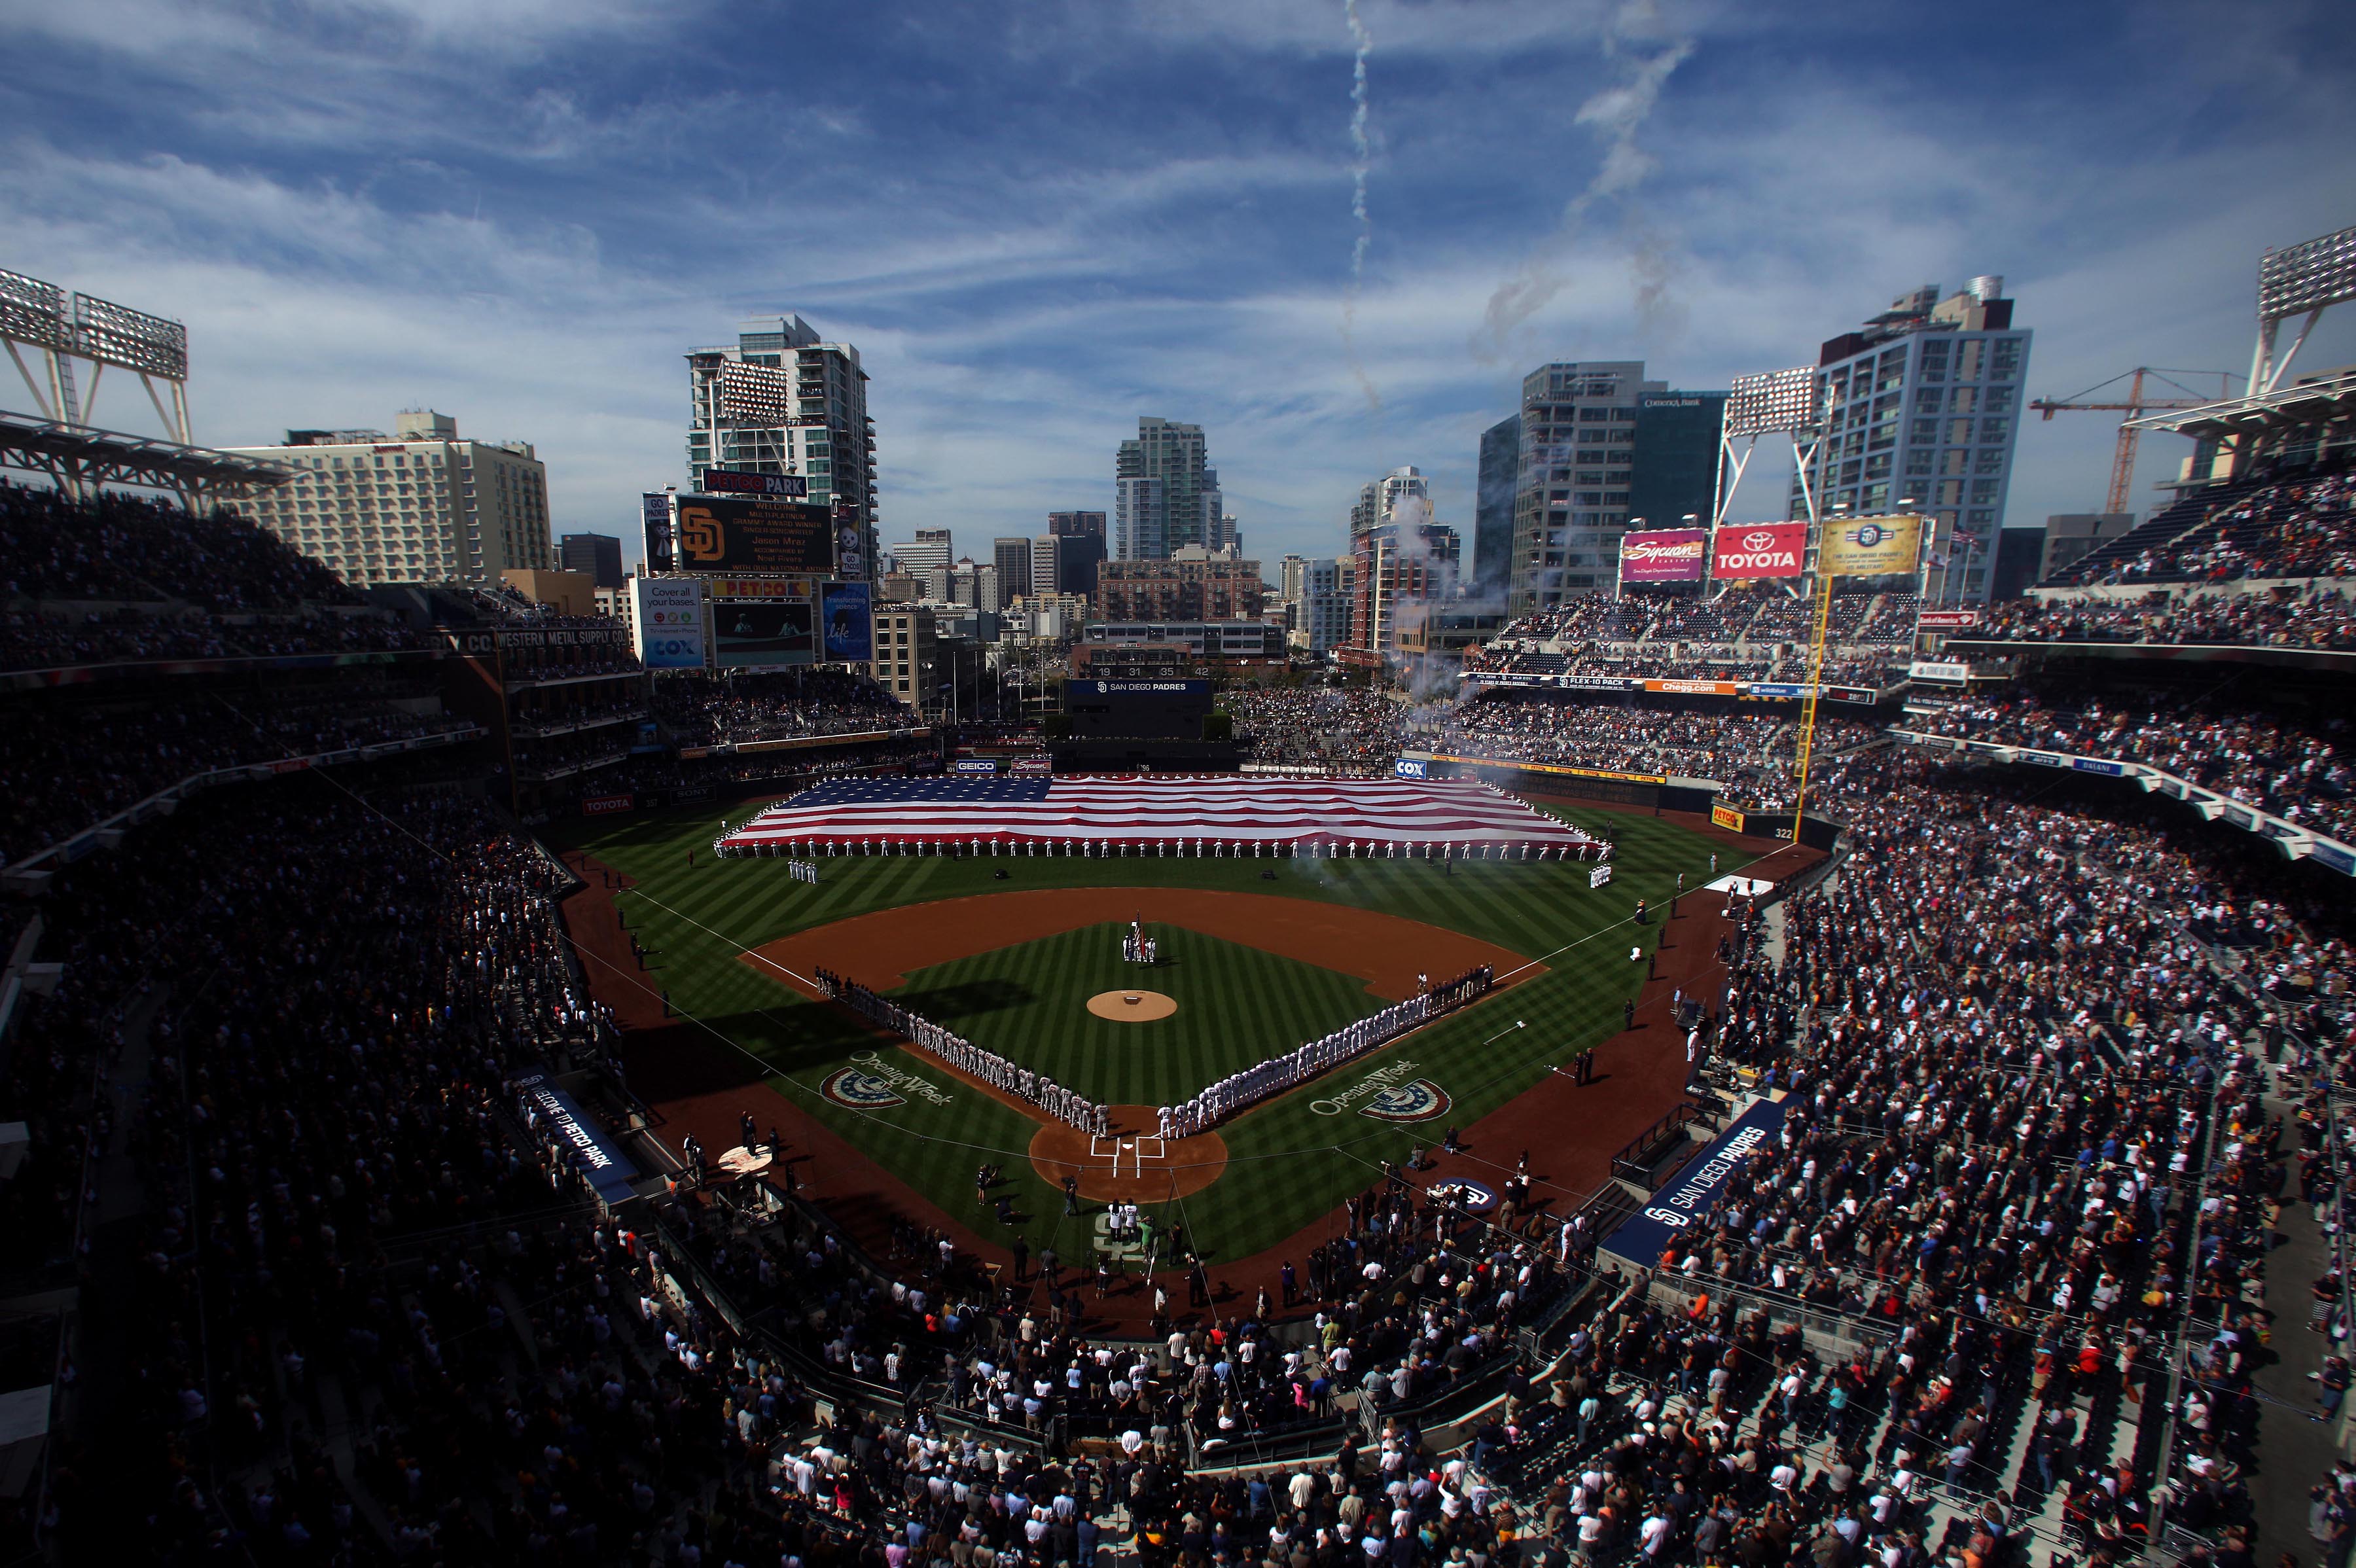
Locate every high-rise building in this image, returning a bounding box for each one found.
[1350,520,1459,663]
[1474,416,1520,599]
[943,560,1007,615]
[1279,554,1310,607]
[992,537,1033,600]
[1794,277,2031,602]
[1628,391,1728,531]
[891,529,954,576]
[1115,418,1216,560]
[1350,467,1431,537]
[560,531,624,590]
[1043,511,1107,596]
[1288,556,1356,654]
[685,313,877,579]
[1503,361,1729,615]
[227,409,553,588]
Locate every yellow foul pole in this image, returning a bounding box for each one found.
[1789,566,1835,844]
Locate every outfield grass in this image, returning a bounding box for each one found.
[556,801,1739,1264]
[893,923,1383,1108]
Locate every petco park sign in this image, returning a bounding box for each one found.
[1711,523,1806,579]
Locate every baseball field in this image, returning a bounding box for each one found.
[556,796,1745,1270]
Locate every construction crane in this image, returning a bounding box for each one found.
[2029,366,2240,515]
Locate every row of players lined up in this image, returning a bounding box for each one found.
[815,968,1111,1134]
[1156,967,1496,1139]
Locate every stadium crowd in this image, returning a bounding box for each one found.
[0,481,437,671]
[651,668,916,748]
[1963,590,2356,651]
[1408,702,1878,805]
[2060,467,2356,587]
[1461,589,1916,688]
[0,682,476,864]
[1221,686,1412,770]
[1906,688,2355,842]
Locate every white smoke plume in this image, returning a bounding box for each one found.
[1340,0,1382,414]
[1471,0,1693,363]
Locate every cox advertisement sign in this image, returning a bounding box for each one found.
[1711,522,1806,579]
[1395,758,1429,779]
[1617,527,1709,583]
[633,578,706,669]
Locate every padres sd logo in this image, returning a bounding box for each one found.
[821,1068,906,1109]
[1361,1080,1451,1122]
[1427,1178,1499,1213]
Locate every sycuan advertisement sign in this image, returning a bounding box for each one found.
[1617,528,1709,582]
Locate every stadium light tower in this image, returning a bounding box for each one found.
[2252,222,2356,397]
[0,268,192,446]
[1713,367,1825,527]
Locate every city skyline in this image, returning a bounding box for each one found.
[3,1,2351,571]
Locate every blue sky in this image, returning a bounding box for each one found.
[3,0,2353,570]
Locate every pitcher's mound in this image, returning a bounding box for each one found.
[1031,1105,1227,1202]
[1086,989,1177,1022]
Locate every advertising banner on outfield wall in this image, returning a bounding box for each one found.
[1645,678,1739,696]
[1917,609,1980,630]
[1819,514,1924,577]
[1711,803,1744,833]
[1618,528,1709,582]
[1711,522,1807,579]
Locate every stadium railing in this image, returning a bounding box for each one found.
[1609,1102,1713,1184]
[1887,728,2356,876]
[1,722,484,885]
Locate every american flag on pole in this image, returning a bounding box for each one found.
[716,775,1602,856]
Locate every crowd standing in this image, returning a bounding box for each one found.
[653,669,917,748]
[0,679,476,864]
[2050,467,2356,588]
[1965,591,2356,652]
[1221,686,1412,770]
[1909,688,2355,843]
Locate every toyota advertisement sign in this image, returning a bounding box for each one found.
[1711,522,1807,579]
[1617,528,1709,582]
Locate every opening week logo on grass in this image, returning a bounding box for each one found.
[1313,1060,1451,1121]
[1362,1079,1452,1122]
[820,1052,954,1110]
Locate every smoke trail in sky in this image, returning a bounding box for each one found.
[1340,0,1382,414]
[1471,0,1692,363]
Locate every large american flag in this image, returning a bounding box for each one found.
[716,775,1602,855]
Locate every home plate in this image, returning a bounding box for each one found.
[1705,875,1774,897]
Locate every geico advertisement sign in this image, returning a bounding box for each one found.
[1711,523,1806,578]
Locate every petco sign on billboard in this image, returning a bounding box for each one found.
[1711,522,1807,579]
[1617,528,1709,582]
[632,577,706,669]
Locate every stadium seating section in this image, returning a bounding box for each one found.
[0,481,429,672]
[5,476,2355,1566]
